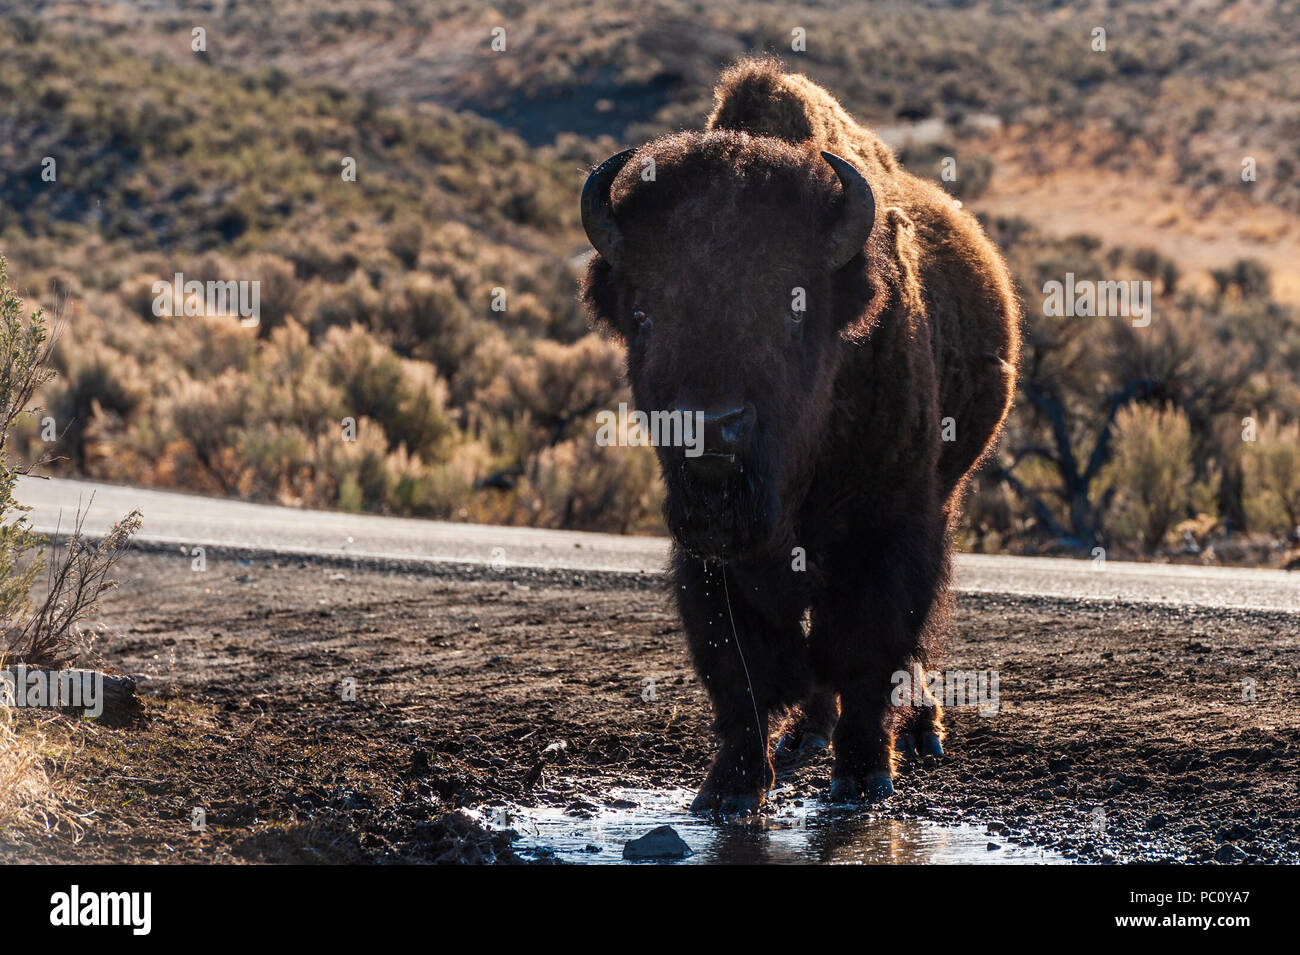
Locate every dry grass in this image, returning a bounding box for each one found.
[0,706,83,842]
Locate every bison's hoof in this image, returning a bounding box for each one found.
[918,731,944,758]
[863,771,895,801]
[802,733,831,757]
[774,733,800,764]
[774,732,830,766]
[719,791,763,815]
[897,731,942,760]
[828,772,894,804]
[827,777,857,804]
[690,787,764,816]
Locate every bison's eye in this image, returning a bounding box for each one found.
[786,311,804,343]
[633,309,652,332]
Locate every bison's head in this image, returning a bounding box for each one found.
[580,131,879,561]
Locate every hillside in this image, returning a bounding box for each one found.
[0,20,662,529]
[1,2,1298,561]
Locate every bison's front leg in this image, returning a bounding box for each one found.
[674,552,810,815]
[825,672,898,802]
[811,522,949,803]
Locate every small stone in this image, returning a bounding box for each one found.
[623,825,693,860]
[1214,843,1245,863]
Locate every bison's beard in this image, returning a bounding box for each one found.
[662,461,779,562]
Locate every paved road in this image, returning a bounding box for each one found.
[15,476,1299,612]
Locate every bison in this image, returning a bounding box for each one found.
[579,59,1020,812]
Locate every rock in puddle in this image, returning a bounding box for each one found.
[623,825,693,861]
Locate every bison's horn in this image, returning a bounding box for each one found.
[821,151,876,270]
[581,148,636,268]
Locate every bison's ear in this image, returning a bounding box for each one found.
[580,253,626,341]
[830,247,878,336]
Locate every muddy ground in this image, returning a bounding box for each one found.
[3,546,1298,864]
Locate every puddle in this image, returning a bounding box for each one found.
[477,788,1070,865]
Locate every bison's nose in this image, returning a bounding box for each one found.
[708,404,755,451]
[679,402,755,473]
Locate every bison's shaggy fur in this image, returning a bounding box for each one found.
[581,59,1020,811]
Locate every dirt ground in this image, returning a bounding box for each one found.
[3,546,1298,864]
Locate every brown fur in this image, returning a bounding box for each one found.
[707,59,1021,493]
[580,59,1020,811]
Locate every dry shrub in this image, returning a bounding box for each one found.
[5,509,142,670]
[386,219,425,270]
[959,470,1022,553]
[1104,404,1195,553]
[379,271,475,369]
[319,415,391,512]
[321,323,454,458]
[170,314,259,380]
[120,272,165,321]
[1,257,141,669]
[251,320,345,435]
[1242,415,1300,535]
[310,269,383,333]
[147,316,487,514]
[247,252,302,333]
[521,425,663,533]
[486,335,624,446]
[163,369,255,494]
[424,440,494,519]
[45,334,144,471]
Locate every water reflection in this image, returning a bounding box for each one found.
[480,788,1068,865]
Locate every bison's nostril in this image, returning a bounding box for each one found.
[677,402,755,460]
[673,399,756,463]
[717,405,755,447]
